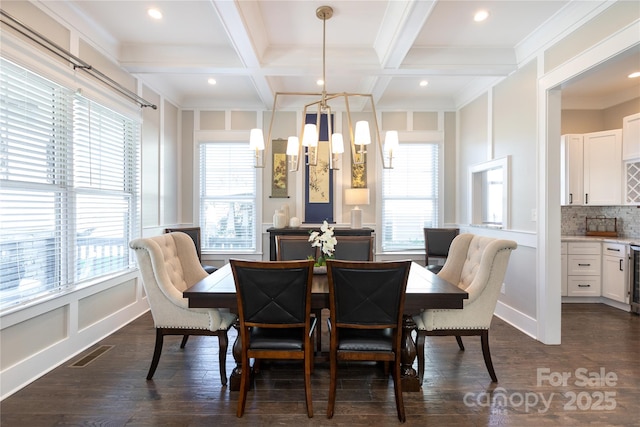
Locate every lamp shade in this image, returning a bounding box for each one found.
[286,136,299,155]
[331,133,344,154]
[344,188,370,206]
[249,128,264,150]
[301,124,318,147]
[384,130,399,151]
[354,121,371,146]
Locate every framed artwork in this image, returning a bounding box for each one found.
[304,114,334,223]
[270,139,289,198]
[351,151,367,188]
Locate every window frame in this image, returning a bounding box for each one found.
[194,131,263,255]
[378,133,443,253]
[0,57,141,311]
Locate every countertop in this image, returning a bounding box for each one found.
[562,235,640,245]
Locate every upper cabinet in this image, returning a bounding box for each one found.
[622,113,640,161]
[561,134,583,206]
[561,130,622,206]
[583,129,622,206]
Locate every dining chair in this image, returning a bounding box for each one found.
[129,233,237,385]
[423,227,459,274]
[413,233,517,383]
[164,227,217,274]
[230,259,316,418]
[275,235,318,261]
[332,235,374,261]
[275,235,324,353]
[326,259,412,422]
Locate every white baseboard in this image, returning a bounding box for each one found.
[494,300,538,340]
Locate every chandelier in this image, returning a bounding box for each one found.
[250,5,398,170]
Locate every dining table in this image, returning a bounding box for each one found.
[183,261,468,392]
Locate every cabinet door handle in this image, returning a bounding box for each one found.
[607,248,621,252]
[578,263,591,266]
[569,193,573,204]
[578,284,591,288]
[619,259,624,271]
[585,193,589,204]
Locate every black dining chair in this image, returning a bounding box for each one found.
[275,235,318,261]
[423,227,459,274]
[229,259,316,418]
[325,259,412,422]
[332,235,374,261]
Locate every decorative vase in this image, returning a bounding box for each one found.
[289,216,301,228]
[273,210,286,229]
[281,204,290,226]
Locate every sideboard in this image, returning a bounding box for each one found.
[266,227,374,261]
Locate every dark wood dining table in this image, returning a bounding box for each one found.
[184,261,468,392]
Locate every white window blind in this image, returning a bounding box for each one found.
[381,142,439,251]
[199,142,256,251]
[0,57,140,310]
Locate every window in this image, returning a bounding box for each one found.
[0,58,140,311]
[381,142,439,251]
[199,142,256,251]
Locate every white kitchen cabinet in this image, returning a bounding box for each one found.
[566,242,601,297]
[561,242,568,296]
[560,134,583,205]
[602,242,628,303]
[583,129,622,206]
[622,112,640,161]
[561,130,622,206]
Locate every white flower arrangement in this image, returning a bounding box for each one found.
[308,220,337,266]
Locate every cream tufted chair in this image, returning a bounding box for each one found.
[129,232,237,385]
[413,233,517,383]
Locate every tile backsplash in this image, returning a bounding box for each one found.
[561,206,640,238]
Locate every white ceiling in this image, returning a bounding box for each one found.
[38,0,640,111]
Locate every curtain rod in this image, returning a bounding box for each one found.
[0,9,157,110]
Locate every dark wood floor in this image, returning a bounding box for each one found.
[1,304,639,426]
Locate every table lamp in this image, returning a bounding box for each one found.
[344,188,370,229]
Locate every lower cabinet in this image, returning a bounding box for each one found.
[566,242,601,297]
[602,242,628,303]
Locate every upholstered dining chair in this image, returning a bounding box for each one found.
[164,227,217,274]
[129,232,237,385]
[275,235,318,261]
[332,235,374,261]
[413,233,517,383]
[326,259,411,422]
[230,259,316,418]
[423,227,459,274]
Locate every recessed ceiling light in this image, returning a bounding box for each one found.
[474,10,489,22]
[148,8,163,20]
[419,80,429,87]
[629,71,640,79]
[207,78,217,85]
[316,79,324,86]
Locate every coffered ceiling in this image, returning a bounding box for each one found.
[35,0,640,111]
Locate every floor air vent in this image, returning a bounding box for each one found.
[69,345,114,368]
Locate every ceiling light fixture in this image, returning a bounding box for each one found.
[147,8,163,20]
[250,5,396,171]
[420,80,429,87]
[207,78,217,85]
[474,10,489,22]
[628,71,640,79]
